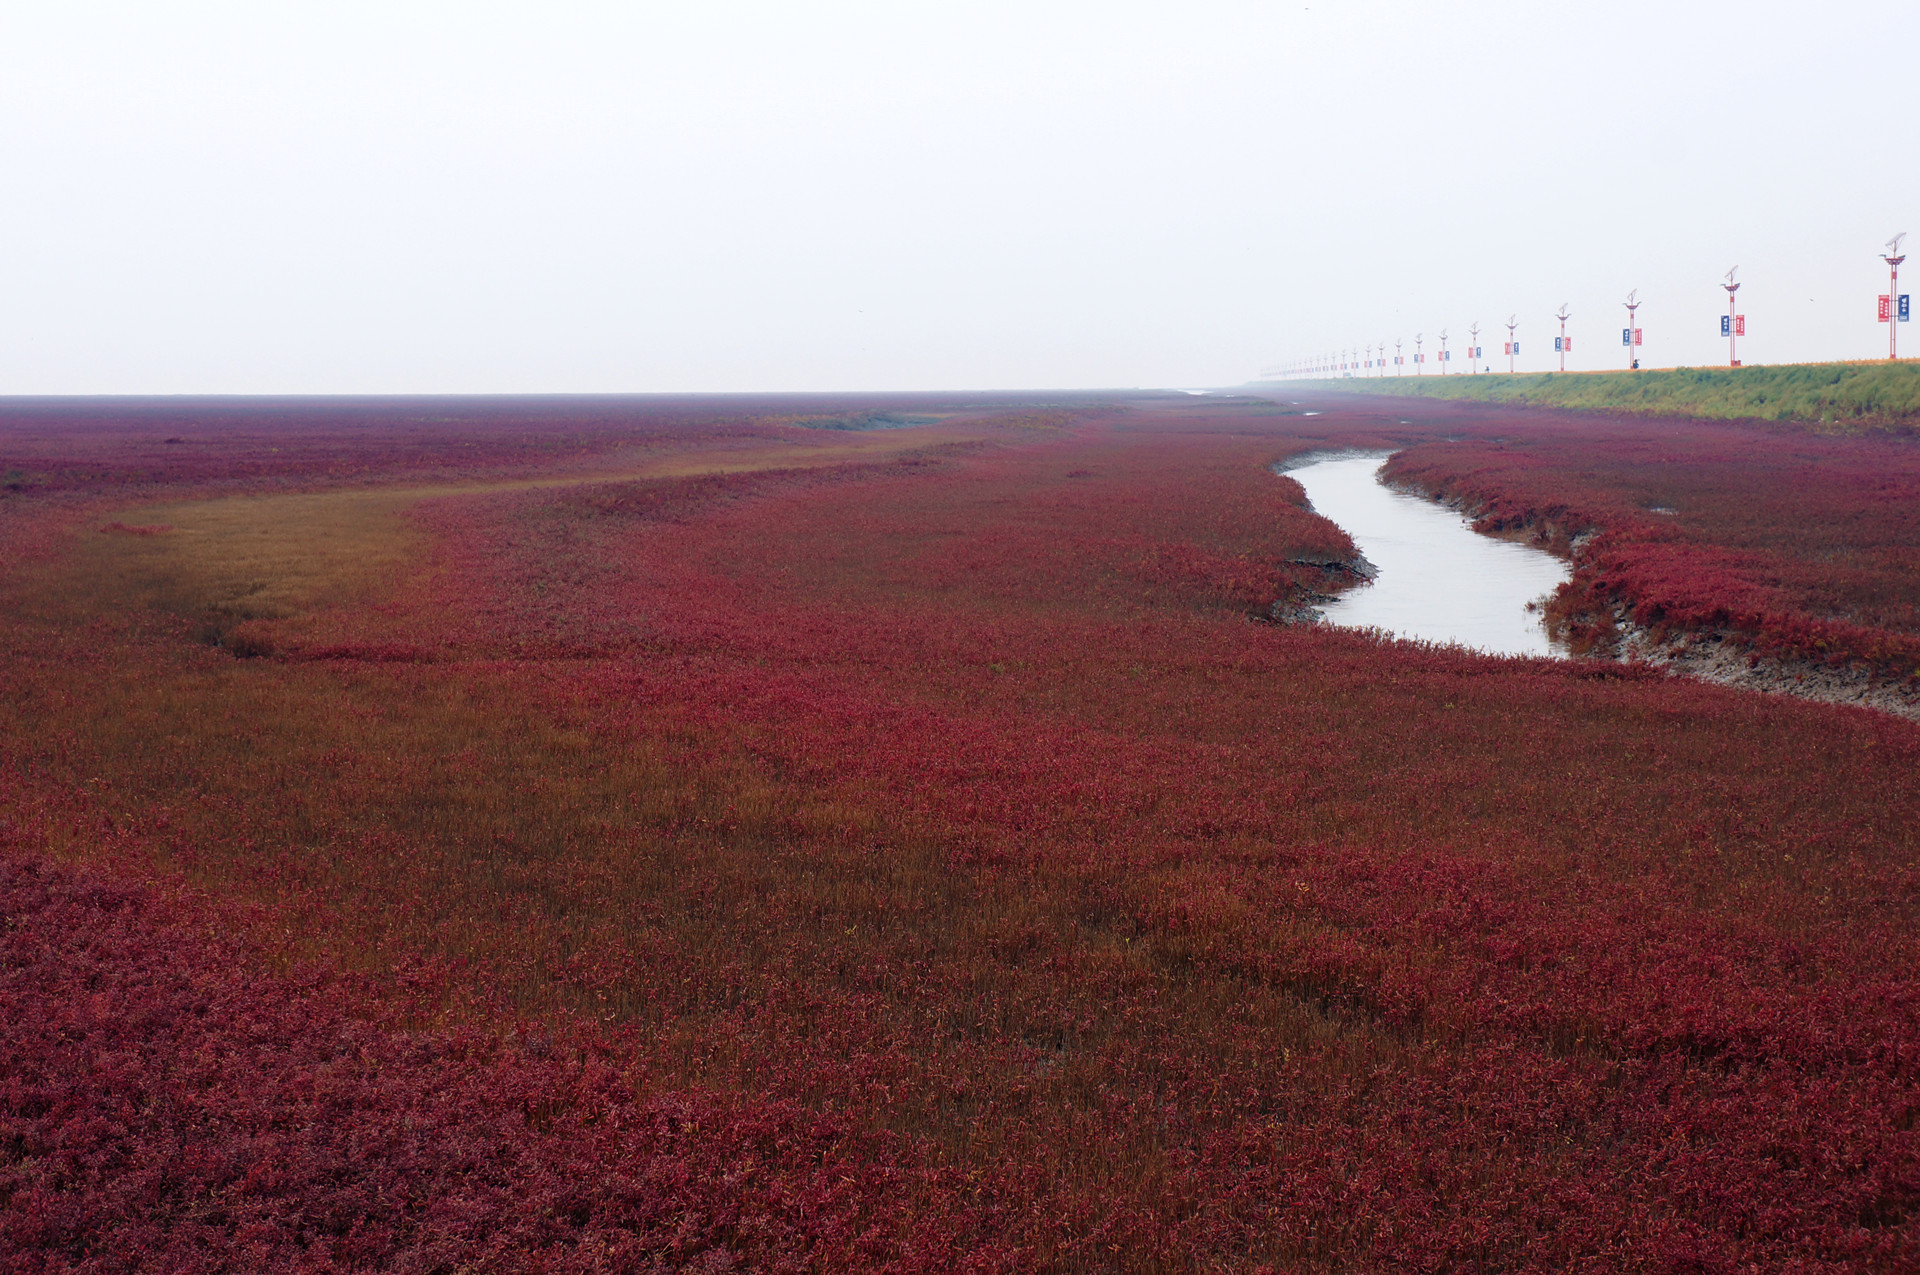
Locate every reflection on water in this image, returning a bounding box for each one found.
[1286,452,1570,657]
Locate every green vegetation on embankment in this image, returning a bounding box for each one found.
[1275,360,1920,430]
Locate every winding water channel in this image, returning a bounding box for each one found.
[1285,452,1571,658]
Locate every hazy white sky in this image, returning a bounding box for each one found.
[3,1,1916,393]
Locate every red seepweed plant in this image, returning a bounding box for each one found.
[3,392,1919,1270]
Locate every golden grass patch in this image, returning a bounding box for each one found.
[51,424,998,645]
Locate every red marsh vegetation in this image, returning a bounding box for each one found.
[3,392,1919,1271]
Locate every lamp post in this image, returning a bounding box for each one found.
[1469,321,1481,374]
[1554,304,1571,372]
[1414,333,1424,375]
[1395,337,1403,375]
[1623,289,1641,370]
[1723,267,1742,367]
[1505,315,1518,373]
[1438,329,1450,374]
[1881,234,1908,361]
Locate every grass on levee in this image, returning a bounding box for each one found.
[1283,358,1920,429]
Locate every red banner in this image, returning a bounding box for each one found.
[1735,315,1746,336]
[1880,295,1893,322]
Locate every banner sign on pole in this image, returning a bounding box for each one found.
[1721,315,1731,336]
[1902,295,1912,322]
[1880,295,1893,323]
[1633,329,1643,346]
[1565,338,1572,351]
[1512,342,1519,356]
[1735,315,1746,336]
[1622,328,1632,346]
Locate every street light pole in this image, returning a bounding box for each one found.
[1506,315,1518,373]
[1723,267,1741,367]
[1555,304,1571,372]
[1623,289,1641,370]
[1882,233,1908,361]
[1469,321,1481,374]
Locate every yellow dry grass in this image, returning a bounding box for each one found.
[77,488,428,627]
[58,423,995,637]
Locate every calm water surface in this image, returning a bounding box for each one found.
[1287,453,1570,657]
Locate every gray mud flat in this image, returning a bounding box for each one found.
[1615,619,1920,721]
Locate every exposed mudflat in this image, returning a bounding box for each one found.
[1616,620,1920,721]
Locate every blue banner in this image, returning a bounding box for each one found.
[1902,294,1912,322]
[1622,328,1632,345]
[1720,315,1731,336]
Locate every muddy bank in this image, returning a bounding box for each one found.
[1612,615,1920,721]
[1267,551,1378,623]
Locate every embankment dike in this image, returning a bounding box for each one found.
[1273,359,1920,429]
